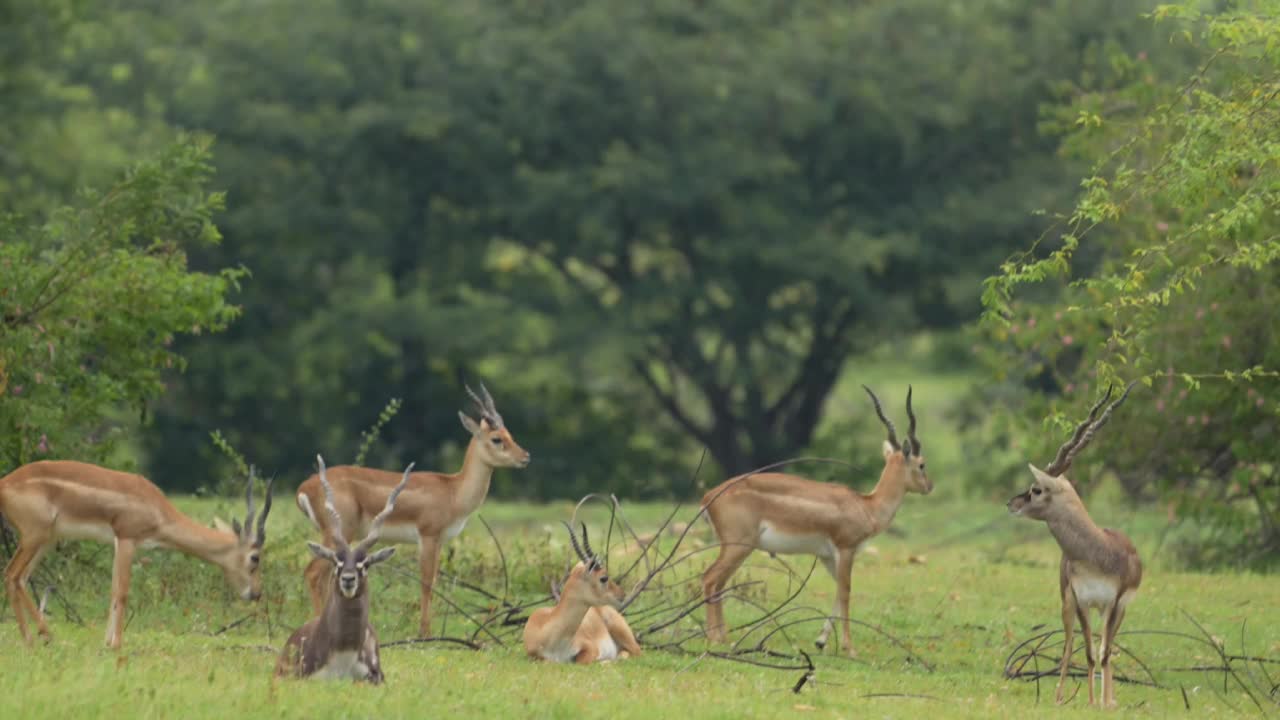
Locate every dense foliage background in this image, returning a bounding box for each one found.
[2,0,1276,565]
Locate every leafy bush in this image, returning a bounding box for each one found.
[974,0,1280,568]
[0,137,242,472]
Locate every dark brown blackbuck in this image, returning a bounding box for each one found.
[276,455,408,684]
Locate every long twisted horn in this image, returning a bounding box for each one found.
[316,454,349,550]
[905,385,920,456]
[465,382,505,429]
[562,521,588,564]
[242,466,256,541]
[862,385,900,450]
[1044,380,1139,477]
[580,522,601,570]
[356,462,413,552]
[256,474,274,547]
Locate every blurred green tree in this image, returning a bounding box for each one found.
[53,0,1172,494]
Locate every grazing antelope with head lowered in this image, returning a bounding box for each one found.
[0,460,272,649]
[277,455,407,684]
[701,385,931,656]
[296,383,530,636]
[523,522,641,664]
[1008,380,1142,708]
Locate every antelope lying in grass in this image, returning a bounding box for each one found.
[1008,380,1143,708]
[276,456,408,684]
[701,385,931,656]
[523,523,641,664]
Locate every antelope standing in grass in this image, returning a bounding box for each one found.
[0,460,272,649]
[523,523,641,664]
[701,385,931,656]
[1007,380,1143,708]
[276,456,408,683]
[295,383,529,636]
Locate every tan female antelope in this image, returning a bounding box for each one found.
[295,383,529,637]
[1008,380,1143,708]
[276,456,407,684]
[523,523,641,664]
[701,385,931,655]
[0,460,272,649]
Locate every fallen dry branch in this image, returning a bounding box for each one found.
[1003,612,1279,709]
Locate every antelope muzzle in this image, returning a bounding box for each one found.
[1006,491,1030,515]
[338,571,359,598]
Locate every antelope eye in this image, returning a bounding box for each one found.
[490,436,503,445]
[919,463,926,471]
[599,576,608,584]
[249,553,260,565]
[1032,487,1043,496]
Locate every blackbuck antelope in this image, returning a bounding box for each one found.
[277,456,407,683]
[701,386,931,656]
[1008,380,1143,709]
[523,523,641,664]
[0,460,273,649]
[296,383,530,636]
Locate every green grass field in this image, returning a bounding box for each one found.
[4,489,1277,719]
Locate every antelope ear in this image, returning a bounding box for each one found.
[882,440,896,459]
[307,542,340,564]
[365,547,397,566]
[1027,463,1058,485]
[458,411,482,436]
[212,517,235,534]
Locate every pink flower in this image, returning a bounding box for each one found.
[1062,335,1074,346]
[1138,51,1148,61]
[1211,302,1219,311]
[1155,221,1169,232]
[1221,336,1232,349]
[11,385,22,396]
[37,434,49,453]
[1010,323,1021,335]
[1156,399,1165,412]
[1196,308,1205,320]
[1054,311,1063,320]
[1065,383,1076,394]
[1027,317,1037,329]
[1258,397,1265,408]
[1200,414,1209,426]
[1186,415,1196,426]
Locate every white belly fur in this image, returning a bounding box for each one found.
[374,523,422,546]
[757,521,835,558]
[595,632,619,662]
[539,638,580,663]
[444,515,469,541]
[314,650,370,680]
[1071,574,1120,611]
[368,516,468,546]
[54,519,115,544]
